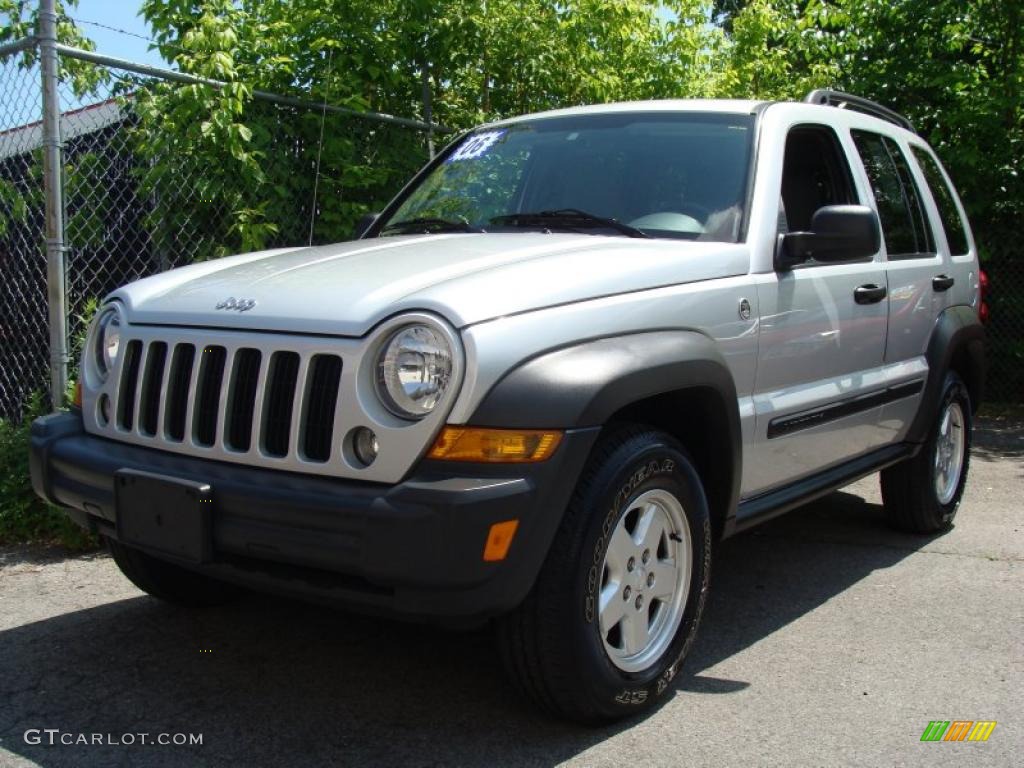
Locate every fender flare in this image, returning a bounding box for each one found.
[468,331,743,531]
[469,331,740,428]
[906,305,985,444]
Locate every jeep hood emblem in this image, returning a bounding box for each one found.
[215,297,256,312]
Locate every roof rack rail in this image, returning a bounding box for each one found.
[804,89,915,133]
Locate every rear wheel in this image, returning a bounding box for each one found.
[496,427,712,723]
[881,371,973,533]
[105,537,242,606]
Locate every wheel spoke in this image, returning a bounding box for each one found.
[606,523,634,574]
[621,611,650,655]
[636,503,667,554]
[648,560,679,601]
[599,580,626,633]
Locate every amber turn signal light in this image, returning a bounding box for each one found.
[72,379,83,408]
[483,520,519,562]
[427,427,563,463]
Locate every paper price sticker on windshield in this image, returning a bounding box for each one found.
[447,130,507,162]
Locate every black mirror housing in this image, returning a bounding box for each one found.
[352,212,380,240]
[778,205,881,268]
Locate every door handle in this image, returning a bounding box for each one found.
[854,284,887,304]
[932,274,955,292]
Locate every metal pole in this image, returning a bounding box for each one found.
[421,61,435,158]
[39,0,68,409]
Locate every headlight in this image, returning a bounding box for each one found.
[93,305,122,380]
[376,324,453,419]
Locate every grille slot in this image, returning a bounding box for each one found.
[226,348,262,451]
[116,340,143,430]
[165,344,195,441]
[262,351,300,457]
[139,342,167,436]
[194,346,227,447]
[302,354,343,462]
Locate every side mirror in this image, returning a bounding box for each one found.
[352,212,380,239]
[778,205,881,268]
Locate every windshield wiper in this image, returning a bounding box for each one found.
[489,208,650,238]
[381,216,482,235]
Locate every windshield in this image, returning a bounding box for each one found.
[381,112,755,241]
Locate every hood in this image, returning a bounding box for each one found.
[113,233,750,336]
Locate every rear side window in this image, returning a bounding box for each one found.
[910,147,970,256]
[851,131,934,258]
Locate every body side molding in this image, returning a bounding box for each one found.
[767,380,924,439]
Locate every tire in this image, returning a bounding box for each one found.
[881,371,973,533]
[104,536,242,607]
[496,426,712,724]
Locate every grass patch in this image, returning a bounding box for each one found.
[0,395,97,552]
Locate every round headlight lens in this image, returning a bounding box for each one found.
[376,324,453,419]
[93,307,122,378]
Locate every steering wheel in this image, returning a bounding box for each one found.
[675,203,713,223]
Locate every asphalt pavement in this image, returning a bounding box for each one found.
[1,417,1021,767]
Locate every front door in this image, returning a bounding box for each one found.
[744,123,889,496]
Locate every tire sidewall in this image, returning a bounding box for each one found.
[571,434,712,717]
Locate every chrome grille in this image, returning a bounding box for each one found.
[108,337,343,465]
[82,316,465,484]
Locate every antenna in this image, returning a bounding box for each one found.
[309,47,334,246]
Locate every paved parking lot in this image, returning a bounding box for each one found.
[1,417,1021,767]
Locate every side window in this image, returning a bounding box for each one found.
[910,147,970,256]
[851,130,935,258]
[779,125,857,233]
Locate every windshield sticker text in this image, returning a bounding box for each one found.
[446,130,506,163]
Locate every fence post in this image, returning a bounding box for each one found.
[38,0,69,409]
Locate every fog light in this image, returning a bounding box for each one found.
[352,427,379,466]
[98,393,111,426]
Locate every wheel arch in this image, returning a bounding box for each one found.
[604,388,737,541]
[907,305,985,444]
[467,331,742,539]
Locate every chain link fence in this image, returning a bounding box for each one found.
[1,38,432,421]
[0,51,49,421]
[1,36,1022,423]
[983,256,1024,403]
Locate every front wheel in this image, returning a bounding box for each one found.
[881,371,973,533]
[496,427,712,723]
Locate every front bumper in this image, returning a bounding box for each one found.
[31,412,598,621]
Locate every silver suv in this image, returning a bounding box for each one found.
[31,91,985,723]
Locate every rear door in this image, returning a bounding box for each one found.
[848,131,952,441]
